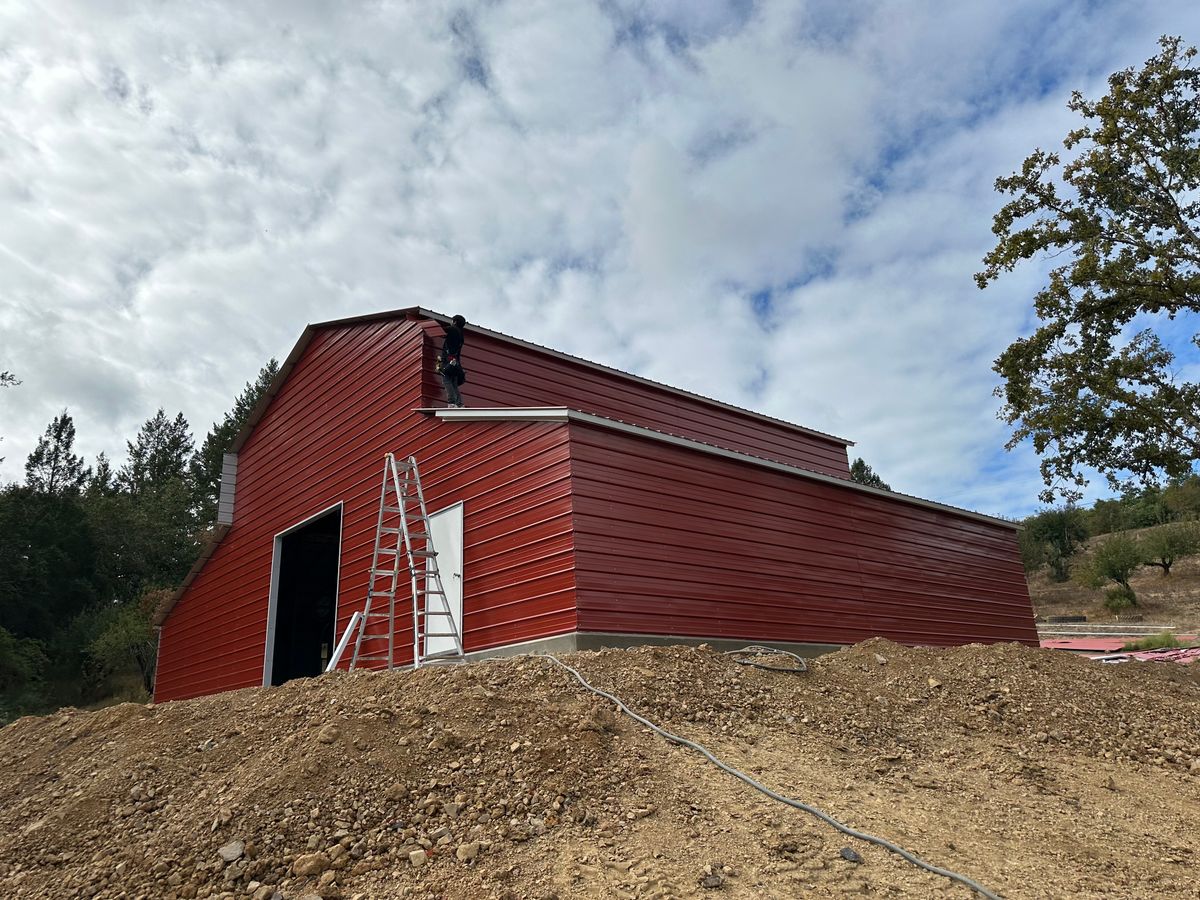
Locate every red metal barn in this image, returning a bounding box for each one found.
[154,308,1036,702]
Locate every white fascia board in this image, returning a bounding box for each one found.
[421,407,1019,531]
[415,407,572,422]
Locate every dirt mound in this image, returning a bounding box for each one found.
[2,642,1199,899]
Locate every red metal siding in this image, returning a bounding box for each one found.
[156,320,577,702]
[418,321,850,478]
[568,422,1037,647]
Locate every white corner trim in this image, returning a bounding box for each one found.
[421,406,1019,530]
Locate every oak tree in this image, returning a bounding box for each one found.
[977,36,1200,502]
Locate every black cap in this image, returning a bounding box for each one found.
[452,314,466,327]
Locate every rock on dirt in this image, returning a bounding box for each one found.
[1,640,1199,898]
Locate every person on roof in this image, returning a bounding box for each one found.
[438,314,467,407]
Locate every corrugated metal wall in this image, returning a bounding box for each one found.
[158,311,1032,703]
[156,319,577,701]
[418,321,851,478]
[568,422,1037,647]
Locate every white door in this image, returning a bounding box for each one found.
[425,503,464,657]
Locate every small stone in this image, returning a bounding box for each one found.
[217,840,244,863]
[701,873,723,888]
[927,678,942,689]
[1190,760,1200,774]
[874,654,887,665]
[455,842,480,862]
[840,847,863,864]
[510,741,521,753]
[385,783,408,802]
[292,851,332,876]
[252,886,275,900]
[409,849,427,868]
[317,725,340,744]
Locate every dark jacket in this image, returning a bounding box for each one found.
[440,323,466,385]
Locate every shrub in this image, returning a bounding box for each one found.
[1103,585,1137,613]
[1076,532,1143,608]
[1121,632,1183,651]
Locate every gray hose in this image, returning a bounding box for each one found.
[538,652,1002,900]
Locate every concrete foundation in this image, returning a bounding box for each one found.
[464,630,842,662]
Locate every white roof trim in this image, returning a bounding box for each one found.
[420,407,1019,530]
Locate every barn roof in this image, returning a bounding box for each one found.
[421,406,1021,531]
[227,306,853,456]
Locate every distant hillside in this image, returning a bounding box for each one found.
[1028,523,1200,630]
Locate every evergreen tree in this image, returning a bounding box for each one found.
[25,411,90,494]
[86,453,117,498]
[849,458,892,491]
[117,409,194,496]
[0,485,98,643]
[191,359,279,524]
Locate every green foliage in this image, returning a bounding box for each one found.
[87,453,117,499]
[0,364,277,714]
[1076,532,1144,607]
[1163,475,1200,520]
[849,458,892,490]
[88,594,161,695]
[191,359,279,526]
[1140,521,1200,576]
[118,409,194,496]
[1120,632,1192,651]
[1023,506,1087,581]
[977,36,1200,503]
[1017,527,1047,572]
[1103,584,1138,613]
[25,410,90,494]
[0,627,49,724]
[0,627,48,692]
[0,485,99,642]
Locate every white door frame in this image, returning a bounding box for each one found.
[262,502,344,686]
[425,502,465,657]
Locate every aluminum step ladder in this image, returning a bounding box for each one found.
[341,454,465,671]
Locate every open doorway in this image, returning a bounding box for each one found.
[265,505,341,686]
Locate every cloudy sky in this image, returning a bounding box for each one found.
[1,0,1198,518]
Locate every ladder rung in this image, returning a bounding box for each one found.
[416,589,445,596]
[410,550,437,558]
[422,650,464,660]
[370,591,395,598]
[380,527,403,535]
[370,569,397,577]
[383,505,404,513]
[355,655,393,661]
[366,611,391,618]
[423,632,461,639]
[377,548,399,555]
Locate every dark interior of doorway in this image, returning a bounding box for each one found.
[270,507,340,686]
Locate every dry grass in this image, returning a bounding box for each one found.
[1029,530,1200,630]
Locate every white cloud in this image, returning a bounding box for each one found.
[1,0,1198,518]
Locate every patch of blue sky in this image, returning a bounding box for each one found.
[687,124,757,168]
[449,10,490,90]
[726,255,839,329]
[604,0,754,49]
